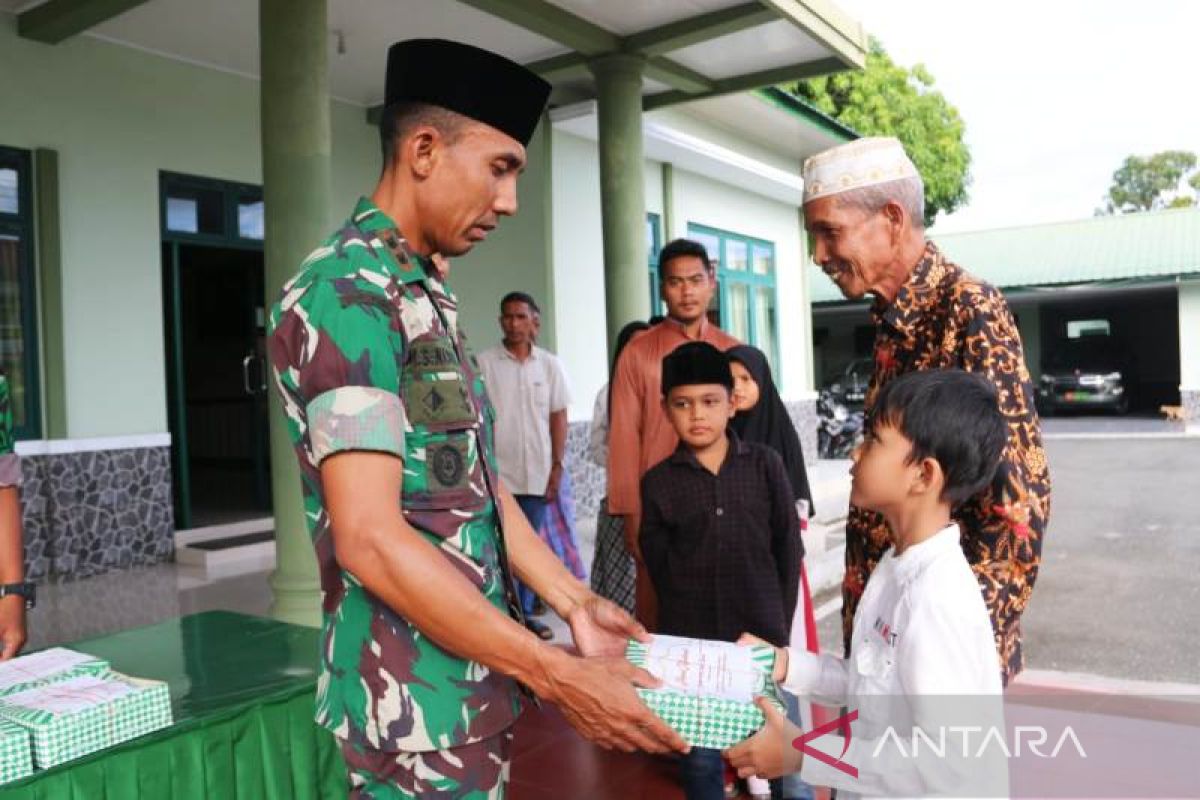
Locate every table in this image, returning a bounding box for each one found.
[0,610,347,798]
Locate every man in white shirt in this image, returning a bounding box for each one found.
[478,291,571,639]
[727,370,1010,798]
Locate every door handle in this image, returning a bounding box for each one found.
[243,353,269,395]
[242,354,255,396]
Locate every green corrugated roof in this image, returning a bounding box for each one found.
[809,206,1200,304]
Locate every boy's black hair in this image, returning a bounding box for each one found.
[658,238,713,277]
[499,291,540,315]
[870,369,1007,506]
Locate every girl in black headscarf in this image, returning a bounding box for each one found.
[727,345,814,513]
[728,346,822,800]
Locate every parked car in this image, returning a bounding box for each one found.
[826,357,872,409]
[1037,338,1130,415]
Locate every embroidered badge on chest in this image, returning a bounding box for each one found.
[422,385,447,416]
[431,442,466,488]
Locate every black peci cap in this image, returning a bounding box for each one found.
[661,342,734,396]
[384,39,552,146]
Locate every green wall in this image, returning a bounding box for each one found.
[451,121,554,355]
[0,15,549,438]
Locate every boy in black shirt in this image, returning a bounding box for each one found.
[640,342,802,800]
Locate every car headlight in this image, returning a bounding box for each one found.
[1104,372,1121,382]
[1040,375,1056,385]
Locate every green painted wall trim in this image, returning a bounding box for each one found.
[624,3,776,56]
[643,56,847,110]
[33,149,67,439]
[758,0,869,68]
[525,52,590,82]
[643,58,714,94]
[755,87,857,142]
[18,0,152,44]
[455,0,618,54]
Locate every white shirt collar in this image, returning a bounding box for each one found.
[497,344,539,362]
[888,522,962,584]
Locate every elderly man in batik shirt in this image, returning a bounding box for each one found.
[802,137,1051,685]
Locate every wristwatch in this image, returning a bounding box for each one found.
[0,583,35,609]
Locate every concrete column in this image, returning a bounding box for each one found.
[260,0,330,627]
[1178,279,1200,429]
[589,54,650,358]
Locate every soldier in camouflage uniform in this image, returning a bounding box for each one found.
[0,373,29,659]
[268,39,685,800]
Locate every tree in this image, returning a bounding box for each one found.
[787,40,971,227]
[1099,151,1199,214]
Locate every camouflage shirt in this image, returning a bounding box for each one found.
[0,374,20,488]
[268,198,523,753]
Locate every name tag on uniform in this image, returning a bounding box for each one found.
[404,340,477,428]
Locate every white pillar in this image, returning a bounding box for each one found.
[1178,278,1200,432]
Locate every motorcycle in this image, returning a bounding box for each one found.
[818,388,864,459]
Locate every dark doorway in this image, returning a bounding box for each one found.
[160,173,270,530]
[163,243,271,528]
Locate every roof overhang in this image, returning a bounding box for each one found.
[551,88,853,203]
[8,0,868,121]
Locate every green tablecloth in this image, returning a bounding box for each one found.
[0,610,347,799]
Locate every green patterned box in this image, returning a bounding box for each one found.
[0,719,32,785]
[0,648,110,698]
[0,671,172,768]
[627,637,786,750]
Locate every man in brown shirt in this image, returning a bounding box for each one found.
[608,238,740,627]
[803,137,1051,685]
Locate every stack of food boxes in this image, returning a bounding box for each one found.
[0,647,172,782]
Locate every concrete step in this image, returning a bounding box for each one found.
[174,517,276,579]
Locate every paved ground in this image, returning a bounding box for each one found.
[1021,436,1200,683]
[1041,412,1187,436]
[814,435,1200,685]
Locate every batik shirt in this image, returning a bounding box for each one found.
[269,198,522,753]
[0,374,20,488]
[842,242,1052,684]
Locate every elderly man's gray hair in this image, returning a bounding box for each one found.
[835,176,925,229]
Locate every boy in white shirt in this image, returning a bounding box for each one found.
[726,369,1011,799]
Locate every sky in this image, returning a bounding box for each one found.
[830,0,1200,234]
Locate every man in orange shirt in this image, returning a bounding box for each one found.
[607,238,740,628]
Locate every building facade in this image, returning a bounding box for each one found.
[1,0,867,618]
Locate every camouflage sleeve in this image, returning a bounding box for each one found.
[0,375,20,487]
[269,276,407,465]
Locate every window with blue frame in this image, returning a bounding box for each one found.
[687,223,780,372]
[0,147,41,439]
[646,212,662,313]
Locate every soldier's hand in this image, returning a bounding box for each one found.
[567,595,649,657]
[541,653,688,754]
[0,596,27,661]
